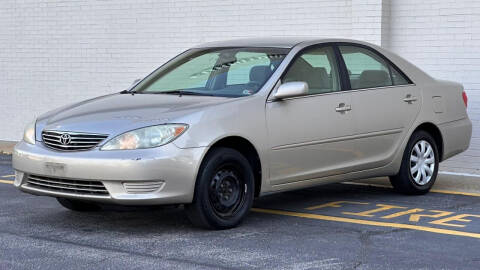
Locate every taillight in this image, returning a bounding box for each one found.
[462,90,468,108]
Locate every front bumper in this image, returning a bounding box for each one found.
[13,141,206,205]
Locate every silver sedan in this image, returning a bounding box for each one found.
[13,38,472,229]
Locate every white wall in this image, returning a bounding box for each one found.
[387,0,480,173]
[0,0,356,141]
[388,0,480,118]
[0,0,479,143]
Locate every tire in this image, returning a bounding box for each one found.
[389,130,439,195]
[185,147,255,229]
[57,198,101,211]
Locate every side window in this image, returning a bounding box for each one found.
[283,46,340,94]
[339,46,392,89]
[339,45,410,89]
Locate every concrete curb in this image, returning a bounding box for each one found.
[0,154,12,165]
[0,140,16,155]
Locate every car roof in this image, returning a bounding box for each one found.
[193,37,371,49]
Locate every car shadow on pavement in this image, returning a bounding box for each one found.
[17,183,406,233]
[11,181,476,236]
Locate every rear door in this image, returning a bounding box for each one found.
[338,44,421,170]
[266,45,357,185]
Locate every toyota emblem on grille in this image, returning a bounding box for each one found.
[59,133,72,145]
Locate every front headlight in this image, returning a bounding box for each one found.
[23,120,36,145]
[100,124,188,150]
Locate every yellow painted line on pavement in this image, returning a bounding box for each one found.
[429,189,480,197]
[0,176,478,238]
[252,208,480,239]
[2,175,15,178]
[0,179,14,184]
[342,182,480,197]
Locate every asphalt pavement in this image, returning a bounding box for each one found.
[1,157,479,269]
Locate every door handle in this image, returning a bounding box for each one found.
[403,94,418,103]
[335,103,351,113]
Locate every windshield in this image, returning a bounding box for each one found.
[133,47,289,97]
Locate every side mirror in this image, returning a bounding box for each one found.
[273,81,309,100]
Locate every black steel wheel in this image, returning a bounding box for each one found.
[185,147,254,229]
[208,165,247,218]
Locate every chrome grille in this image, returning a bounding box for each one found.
[26,175,109,196]
[42,130,108,151]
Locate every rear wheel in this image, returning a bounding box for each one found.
[57,198,101,211]
[185,147,254,229]
[390,130,439,195]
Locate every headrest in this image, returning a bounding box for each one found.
[309,67,330,90]
[249,65,272,83]
[358,70,390,88]
[313,67,328,78]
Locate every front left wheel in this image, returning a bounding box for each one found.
[185,147,255,229]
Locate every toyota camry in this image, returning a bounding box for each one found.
[13,38,472,229]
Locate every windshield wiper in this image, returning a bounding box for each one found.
[157,90,214,96]
[120,89,138,95]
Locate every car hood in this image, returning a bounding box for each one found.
[36,93,232,138]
